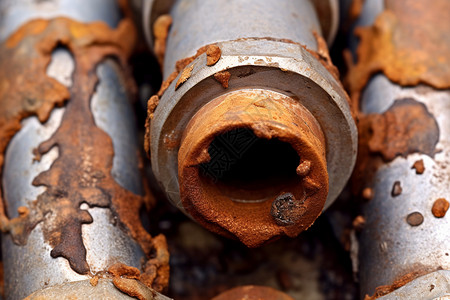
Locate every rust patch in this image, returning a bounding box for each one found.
[213,71,231,88]
[212,285,294,300]
[153,14,172,67]
[90,276,99,287]
[368,98,439,161]
[0,18,169,290]
[177,90,328,247]
[431,198,449,218]
[391,181,402,197]
[352,215,366,231]
[362,187,374,201]
[412,159,425,174]
[206,44,221,66]
[175,64,194,90]
[406,212,423,226]
[113,277,158,300]
[352,99,439,196]
[364,269,431,300]
[347,0,450,108]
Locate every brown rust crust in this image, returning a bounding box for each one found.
[213,71,231,88]
[352,98,439,195]
[364,268,431,300]
[153,14,172,67]
[177,90,328,247]
[346,0,450,109]
[431,198,449,218]
[212,285,294,300]
[0,17,168,290]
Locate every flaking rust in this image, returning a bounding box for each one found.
[0,17,168,291]
[352,98,439,195]
[346,0,450,110]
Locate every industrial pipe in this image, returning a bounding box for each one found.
[0,0,169,299]
[144,0,357,247]
[347,0,450,298]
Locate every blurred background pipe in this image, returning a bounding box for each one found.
[144,0,357,247]
[348,0,450,298]
[0,0,168,299]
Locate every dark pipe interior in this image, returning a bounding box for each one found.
[199,128,300,201]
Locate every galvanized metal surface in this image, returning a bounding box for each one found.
[161,0,321,78]
[0,1,145,299]
[143,0,340,54]
[150,38,357,215]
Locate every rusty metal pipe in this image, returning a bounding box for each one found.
[348,0,450,298]
[144,0,357,247]
[0,0,169,299]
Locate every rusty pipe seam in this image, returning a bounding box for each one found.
[348,0,450,298]
[145,0,357,247]
[0,0,169,299]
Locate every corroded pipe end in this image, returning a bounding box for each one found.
[212,285,294,300]
[178,89,328,247]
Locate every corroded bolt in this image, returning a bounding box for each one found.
[177,89,328,247]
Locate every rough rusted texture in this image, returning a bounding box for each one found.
[347,0,450,108]
[412,159,425,174]
[212,285,294,300]
[368,98,439,161]
[431,198,449,218]
[213,71,231,88]
[364,268,430,300]
[352,98,439,195]
[391,181,402,197]
[0,17,169,290]
[175,64,194,90]
[153,14,172,67]
[108,263,161,299]
[177,90,328,247]
[206,44,221,66]
[406,212,423,227]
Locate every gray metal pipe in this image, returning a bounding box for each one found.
[144,0,357,247]
[350,0,450,298]
[0,1,169,299]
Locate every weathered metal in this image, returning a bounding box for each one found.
[144,0,357,247]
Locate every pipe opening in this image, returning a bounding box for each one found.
[199,128,300,202]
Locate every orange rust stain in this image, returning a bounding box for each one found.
[212,285,294,300]
[89,276,99,287]
[364,268,431,299]
[153,14,172,67]
[175,64,194,90]
[412,159,425,174]
[206,44,221,66]
[213,71,231,88]
[0,17,168,291]
[347,0,450,108]
[351,98,438,196]
[367,98,439,161]
[177,90,328,247]
[431,198,449,218]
